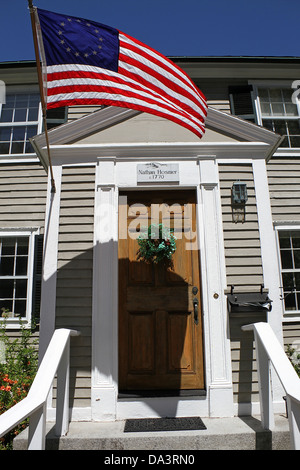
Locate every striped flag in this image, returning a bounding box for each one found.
[35,8,207,138]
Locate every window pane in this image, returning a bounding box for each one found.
[281,249,293,269]
[0,127,11,141]
[269,89,282,101]
[273,120,287,135]
[11,141,24,154]
[280,136,290,147]
[17,238,29,255]
[279,232,291,248]
[12,126,26,141]
[295,272,300,290]
[0,257,14,276]
[287,120,300,134]
[1,238,15,255]
[0,109,13,122]
[0,300,13,316]
[285,103,298,116]
[5,95,15,106]
[15,279,27,298]
[259,88,269,101]
[47,107,66,120]
[261,102,271,115]
[294,251,300,269]
[28,94,40,107]
[26,125,37,138]
[25,141,33,153]
[15,257,28,275]
[282,272,295,290]
[14,300,26,317]
[262,120,274,131]
[0,279,14,298]
[291,232,300,248]
[28,107,39,121]
[0,143,10,154]
[15,95,28,108]
[282,89,293,102]
[14,108,27,122]
[285,292,297,311]
[290,136,300,147]
[272,103,284,115]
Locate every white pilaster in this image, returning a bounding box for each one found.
[199,159,234,417]
[252,158,285,407]
[39,165,62,361]
[92,160,118,420]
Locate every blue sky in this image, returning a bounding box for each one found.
[1,0,300,62]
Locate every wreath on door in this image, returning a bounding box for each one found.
[137,223,176,265]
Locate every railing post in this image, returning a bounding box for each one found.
[55,336,70,436]
[27,403,46,450]
[286,396,300,450]
[255,332,275,430]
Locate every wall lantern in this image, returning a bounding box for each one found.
[231,181,248,223]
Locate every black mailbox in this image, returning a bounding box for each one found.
[227,287,272,315]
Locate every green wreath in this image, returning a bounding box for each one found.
[137,223,176,265]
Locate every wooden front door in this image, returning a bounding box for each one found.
[118,190,204,392]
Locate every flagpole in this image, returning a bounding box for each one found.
[28,0,56,193]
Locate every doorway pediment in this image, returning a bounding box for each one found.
[31,105,282,170]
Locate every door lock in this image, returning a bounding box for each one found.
[193,297,199,325]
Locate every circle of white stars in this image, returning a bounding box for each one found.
[57,17,104,59]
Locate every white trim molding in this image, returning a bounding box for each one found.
[39,166,62,360]
[252,159,285,407]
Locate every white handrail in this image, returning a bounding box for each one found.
[242,322,300,450]
[0,328,79,450]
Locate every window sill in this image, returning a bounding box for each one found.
[274,147,300,156]
[0,153,40,164]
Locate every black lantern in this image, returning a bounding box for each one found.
[232,181,248,204]
[231,181,248,223]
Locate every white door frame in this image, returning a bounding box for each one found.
[91,155,234,421]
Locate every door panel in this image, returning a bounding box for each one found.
[119,190,204,392]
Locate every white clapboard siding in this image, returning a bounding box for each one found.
[0,163,47,231]
[219,163,264,292]
[0,162,47,354]
[219,163,263,404]
[67,105,104,122]
[268,157,300,223]
[56,165,95,407]
[283,322,300,353]
[267,156,300,353]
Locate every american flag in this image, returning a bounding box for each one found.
[35,8,207,139]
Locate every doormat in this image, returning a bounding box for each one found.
[124,417,206,433]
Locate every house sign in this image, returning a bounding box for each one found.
[137,162,179,183]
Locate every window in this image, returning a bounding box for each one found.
[0,230,43,328]
[277,228,300,314]
[255,86,300,148]
[46,106,67,130]
[0,89,41,155]
[229,85,256,122]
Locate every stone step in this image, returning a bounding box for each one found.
[14,415,291,451]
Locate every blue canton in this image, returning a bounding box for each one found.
[37,8,119,72]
